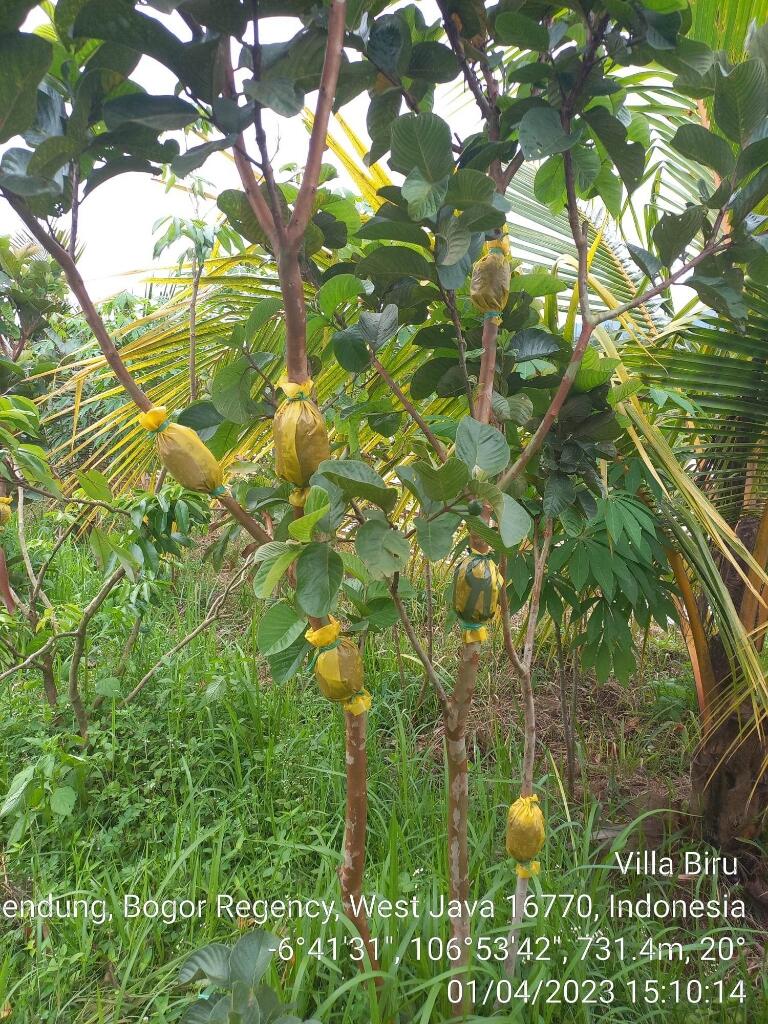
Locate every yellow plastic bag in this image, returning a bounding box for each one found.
[470,240,511,320]
[506,794,545,865]
[0,497,11,526]
[138,407,224,494]
[273,378,330,487]
[311,631,370,715]
[452,549,503,641]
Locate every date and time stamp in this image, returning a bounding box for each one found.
[3,847,762,1009]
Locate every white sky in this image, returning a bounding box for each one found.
[1,2,456,299]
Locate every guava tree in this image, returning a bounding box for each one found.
[3,0,768,1018]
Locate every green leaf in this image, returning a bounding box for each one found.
[533,153,565,209]
[495,12,548,50]
[444,169,496,208]
[76,469,113,503]
[670,123,735,178]
[511,270,567,297]
[229,931,277,989]
[0,32,52,144]
[172,137,236,177]
[497,494,532,547]
[317,274,365,317]
[217,189,270,247]
[0,765,35,818]
[333,326,371,372]
[410,457,469,501]
[103,93,198,130]
[252,546,300,599]
[288,487,330,541]
[493,392,534,425]
[358,304,399,347]
[510,328,561,362]
[407,41,459,83]
[357,245,434,283]
[0,1,41,32]
[74,0,219,101]
[295,542,343,617]
[573,348,620,393]
[543,473,575,517]
[626,243,662,280]
[519,106,577,160]
[652,206,705,266]
[728,165,768,223]
[210,357,259,424]
[267,633,310,685]
[177,401,224,431]
[247,77,304,117]
[356,516,410,578]
[402,168,449,220]
[583,107,645,193]
[244,297,284,341]
[415,512,459,560]
[714,59,768,144]
[390,112,453,181]
[95,675,122,699]
[49,786,77,817]
[178,943,231,986]
[355,216,430,247]
[455,417,510,475]
[436,216,471,266]
[27,136,79,179]
[367,12,411,77]
[316,460,398,512]
[0,147,60,199]
[571,145,601,195]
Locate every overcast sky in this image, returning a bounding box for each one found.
[1,3,460,299]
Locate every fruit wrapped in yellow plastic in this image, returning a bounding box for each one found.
[0,496,12,526]
[138,407,224,495]
[273,378,330,489]
[470,237,511,324]
[452,548,503,642]
[306,617,372,716]
[506,794,545,876]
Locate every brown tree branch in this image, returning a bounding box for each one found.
[4,192,152,412]
[287,0,347,244]
[370,354,447,462]
[69,566,126,740]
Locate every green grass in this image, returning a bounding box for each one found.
[0,531,766,1023]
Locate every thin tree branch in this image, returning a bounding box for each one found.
[3,192,152,412]
[438,285,475,416]
[389,582,449,710]
[122,563,250,705]
[370,353,447,462]
[69,567,126,739]
[287,0,347,244]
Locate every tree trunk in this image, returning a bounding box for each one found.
[445,640,480,1016]
[690,514,768,847]
[339,710,380,973]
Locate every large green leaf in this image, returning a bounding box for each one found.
[315,460,398,512]
[519,106,577,160]
[456,417,510,475]
[355,516,410,578]
[357,245,434,283]
[0,32,52,144]
[103,93,199,130]
[390,112,454,181]
[713,60,768,144]
[670,123,735,178]
[295,543,343,617]
[256,601,307,657]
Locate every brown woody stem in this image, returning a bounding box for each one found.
[340,710,380,973]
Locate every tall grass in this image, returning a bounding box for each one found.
[0,529,764,1022]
